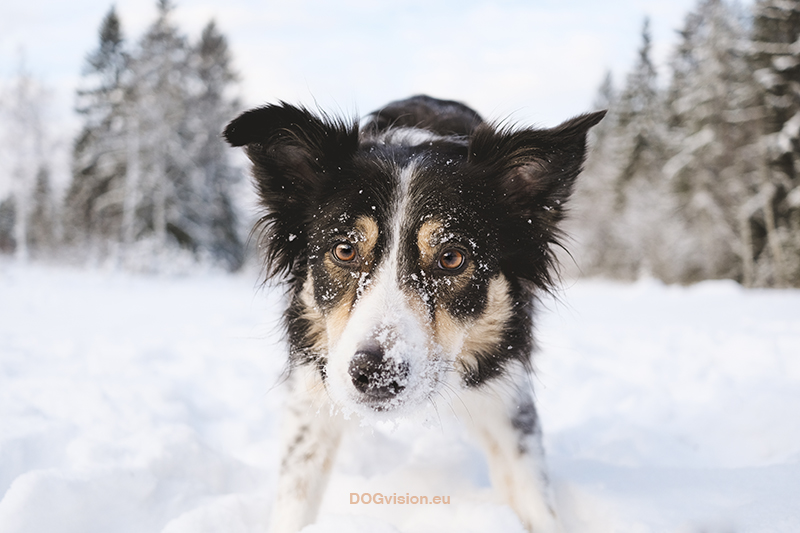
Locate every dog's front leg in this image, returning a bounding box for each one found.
[269,367,343,533]
[460,381,561,533]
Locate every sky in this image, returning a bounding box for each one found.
[0,0,751,193]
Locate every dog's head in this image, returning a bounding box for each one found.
[225,98,604,417]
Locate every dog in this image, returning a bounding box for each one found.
[224,95,604,532]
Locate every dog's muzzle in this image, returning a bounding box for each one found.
[347,344,410,405]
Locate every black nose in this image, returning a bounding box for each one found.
[348,346,409,401]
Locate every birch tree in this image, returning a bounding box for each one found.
[0,61,51,262]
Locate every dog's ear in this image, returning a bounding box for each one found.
[469,110,606,287]
[224,103,359,280]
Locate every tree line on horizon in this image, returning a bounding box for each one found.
[0,0,246,271]
[571,0,800,287]
[0,0,799,286]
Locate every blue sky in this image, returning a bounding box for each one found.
[1,0,750,130]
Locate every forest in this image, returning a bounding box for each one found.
[0,0,245,272]
[571,0,800,288]
[1,0,799,287]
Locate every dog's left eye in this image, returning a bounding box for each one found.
[438,249,466,272]
[333,242,357,263]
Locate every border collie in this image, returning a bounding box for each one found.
[224,95,604,533]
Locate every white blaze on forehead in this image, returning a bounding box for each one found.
[324,160,446,416]
[370,127,451,147]
[384,159,417,284]
[334,159,422,350]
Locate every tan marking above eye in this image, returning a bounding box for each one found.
[417,219,445,264]
[333,242,357,262]
[354,216,379,254]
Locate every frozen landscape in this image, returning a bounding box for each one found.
[1,261,798,533]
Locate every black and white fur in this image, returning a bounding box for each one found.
[224,95,604,532]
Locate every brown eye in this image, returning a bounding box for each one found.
[438,249,465,271]
[333,242,357,263]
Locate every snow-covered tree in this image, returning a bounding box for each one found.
[663,0,762,283]
[572,20,681,282]
[615,19,669,199]
[0,197,16,253]
[568,71,623,277]
[27,165,57,253]
[124,1,244,269]
[571,2,800,287]
[126,0,193,254]
[65,1,245,270]
[183,20,245,270]
[0,60,52,262]
[65,6,129,251]
[747,0,800,286]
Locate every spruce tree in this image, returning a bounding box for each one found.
[615,18,665,193]
[187,20,244,270]
[0,197,15,253]
[127,0,192,256]
[28,165,57,253]
[575,19,679,282]
[65,1,246,270]
[748,0,800,286]
[126,3,244,269]
[568,71,623,278]
[664,0,761,283]
[65,6,129,251]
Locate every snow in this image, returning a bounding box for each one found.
[1,263,799,532]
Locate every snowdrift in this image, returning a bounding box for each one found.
[1,263,798,532]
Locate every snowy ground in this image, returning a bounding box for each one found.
[1,261,798,533]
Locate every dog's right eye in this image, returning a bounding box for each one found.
[437,249,466,272]
[333,242,357,263]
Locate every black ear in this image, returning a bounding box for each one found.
[468,110,606,287]
[223,103,359,280]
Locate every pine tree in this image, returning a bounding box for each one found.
[573,20,679,281]
[1,60,51,262]
[615,18,666,194]
[65,6,129,252]
[0,197,15,253]
[125,0,191,256]
[186,20,245,270]
[125,2,245,269]
[27,165,57,253]
[663,0,761,283]
[747,0,800,286]
[66,7,128,241]
[64,1,246,270]
[568,71,623,278]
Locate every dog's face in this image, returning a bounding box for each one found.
[296,150,512,415]
[225,102,604,416]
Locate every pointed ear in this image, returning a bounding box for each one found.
[468,110,606,287]
[469,110,606,216]
[223,103,359,279]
